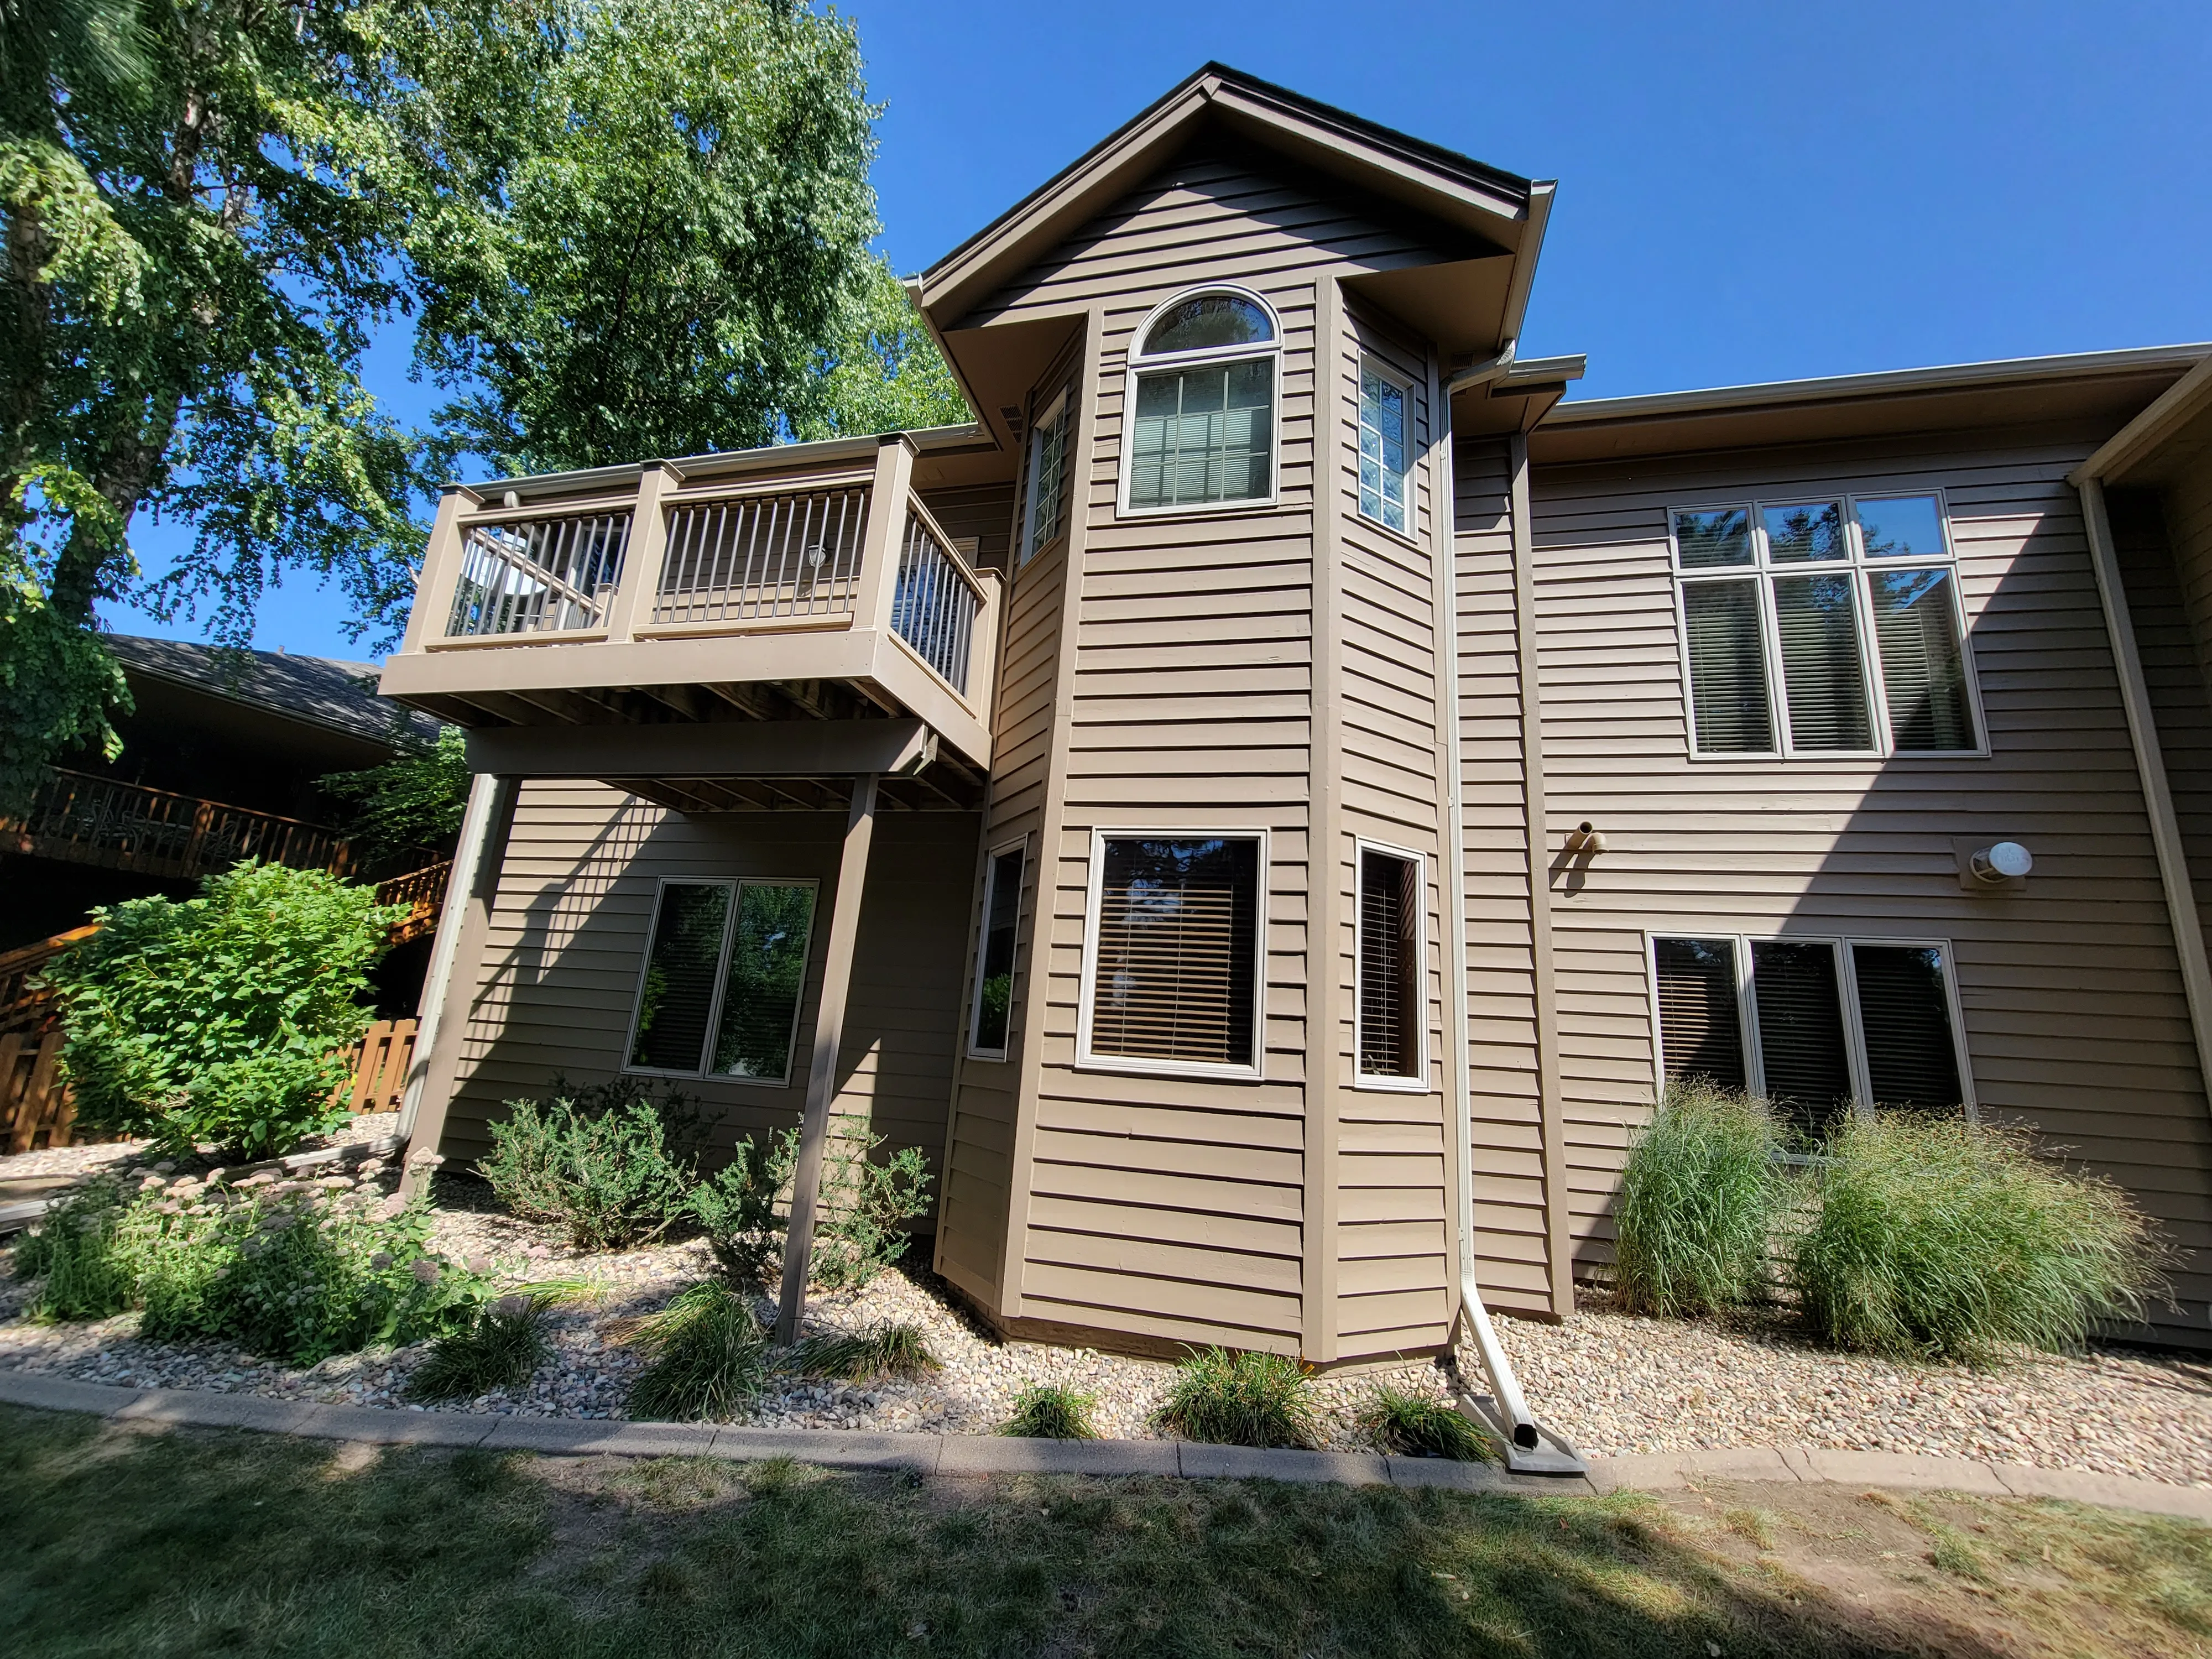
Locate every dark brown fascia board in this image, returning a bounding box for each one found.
[2072,352,2212,486]
[913,62,1534,330]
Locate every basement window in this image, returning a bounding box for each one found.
[627,878,818,1084]
[968,841,1027,1058]
[1671,492,1984,760]
[1079,832,1264,1078]
[1650,932,1971,1139]
[1356,843,1425,1086]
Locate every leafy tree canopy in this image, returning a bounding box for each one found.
[0,0,966,814]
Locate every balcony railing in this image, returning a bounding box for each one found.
[392,436,1003,757]
[6,769,357,884]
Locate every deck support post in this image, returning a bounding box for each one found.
[774,772,880,1345]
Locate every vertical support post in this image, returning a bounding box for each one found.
[602,463,675,641]
[966,567,1004,713]
[852,435,917,641]
[399,484,482,656]
[775,773,880,1345]
[398,771,520,1196]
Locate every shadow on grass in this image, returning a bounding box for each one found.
[0,1404,2164,1658]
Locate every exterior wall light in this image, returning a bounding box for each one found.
[1970,841,2033,885]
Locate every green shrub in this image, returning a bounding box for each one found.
[1788,1114,2164,1361]
[691,1123,933,1293]
[627,1281,766,1421]
[318,727,470,863]
[1000,1384,1098,1440]
[478,1086,697,1251]
[15,1178,137,1321]
[791,1322,938,1384]
[688,1137,781,1284]
[1613,1083,1780,1317]
[405,1291,557,1402]
[1358,1385,1495,1462]
[1154,1348,1319,1449]
[40,862,405,1159]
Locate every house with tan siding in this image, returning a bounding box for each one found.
[379,65,2212,1383]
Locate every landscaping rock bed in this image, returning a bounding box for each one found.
[4,1115,2208,1483]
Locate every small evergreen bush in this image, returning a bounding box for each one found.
[1613,1083,1780,1317]
[688,1137,782,1283]
[690,1124,933,1292]
[1788,1114,2164,1361]
[40,862,405,1159]
[478,1084,698,1251]
[1154,1348,1319,1449]
[1001,1384,1099,1440]
[1358,1386,1496,1462]
[791,1322,938,1384]
[627,1281,766,1421]
[405,1291,561,1402]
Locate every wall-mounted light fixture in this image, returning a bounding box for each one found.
[1970,841,2033,885]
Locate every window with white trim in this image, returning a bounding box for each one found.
[1020,388,1072,565]
[1123,289,1278,513]
[968,841,1026,1058]
[1672,492,1981,759]
[627,878,817,1083]
[1357,361,1410,533]
[1355,843,1423,1084]
[1651,932,1971,1139]
[1079,833,1263,1077]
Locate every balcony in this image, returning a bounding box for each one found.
[378,435,1002,799]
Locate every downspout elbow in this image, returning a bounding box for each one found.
[1446,338,1519,398]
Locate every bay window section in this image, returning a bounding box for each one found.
[1080,832,1263,1076]
[1020,389,1072,565]
[1357,362,1410,533]
[1355,844,1423,1084]
[969,843,1026,1058]
[1123,289,1279,513]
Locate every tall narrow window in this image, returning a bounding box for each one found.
[1020,389,1072,565]
[1652,937,1746,1090]
[1671,492,1979,758]
[1358,363,1410,533]
[1082,833,1262,1074]
[1356,846,1422,1082]
[628,878,817,1082]
[712,883,816,1083]
[1749,940,1853,1139]
[1124,289,1278,513]
[630,883,731,1073]
[969,843,1026,1057]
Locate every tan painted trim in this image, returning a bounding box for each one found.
[997,306,1105,1321]
[600,463,674,642]
[394,487,479,660]
[395,770,502,1147]
[1303,274,1348,1361]
[2071,353,2212,488]
[2077,476,2212,1122]
[1509,432,1572,1316]
[461,719,932,780]
[775,773,881,1345]
[854,436,918,638]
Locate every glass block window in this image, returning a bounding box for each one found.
[1358,363,1410,533]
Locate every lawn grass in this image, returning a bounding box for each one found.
[2,1403,2206,1658]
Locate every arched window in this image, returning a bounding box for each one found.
[1123,287,1279,513]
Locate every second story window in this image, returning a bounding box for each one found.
[1123,288,1279,514]
[1672,492,1983,760]
[1358,362,1410,533]
[1020,388,1073,565]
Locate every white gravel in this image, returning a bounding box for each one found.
[4,1121,2208,1485]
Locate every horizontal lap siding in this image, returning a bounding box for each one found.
[916,481,1016,577]
[1454,437,1551,1313]
[445,783,974,1199]
[1530,431,2212,1345]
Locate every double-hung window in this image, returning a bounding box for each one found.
[1355,842,1425,1087]
[627,878,818,1083]
[968,841,1026,1058]
[1123,288,1279,514]
[1078,831,1265,1078]
[1357,361,1411,534]
[1020,388,1073,565]
[1650,932,1973,1139]
[1672,492,1981,759]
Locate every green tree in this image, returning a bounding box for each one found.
[318,724,471,863]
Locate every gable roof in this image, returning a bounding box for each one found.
[105,634,443,749]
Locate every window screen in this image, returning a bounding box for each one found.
[630,883,732,1072]
[1850,945,1963,1109]
[1682,581,1773,753]
[971,846,1025,1055]
[711,883,816,1082]
[1088,836,1260,1068]
[1357,848,1421,1079]
[1129,359,1274,509]
[1749,940,1853,1138]
[1653,937,1746,1090]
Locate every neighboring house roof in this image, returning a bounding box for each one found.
[103,634,444,749]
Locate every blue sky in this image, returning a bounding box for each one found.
[104,0,2211,659]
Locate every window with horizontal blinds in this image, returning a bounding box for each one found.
[1087,836,1260,1070]
[711,883,815,1083]
[1675,508,1752,568]
[1850,945,1963,1109]
[1357,848,1420,1079]
[1749,940,1853,1139]
[1869,568,1976,750]
[1653,937,1746,1090]
[630,883,731,1072]
[1682,581,1773,753]
[971,846,1025,1056]
[1772,573,1874,751]
[1129,359,1274,508]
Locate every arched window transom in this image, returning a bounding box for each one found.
[1124,286,1280,513]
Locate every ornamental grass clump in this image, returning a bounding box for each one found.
[1788,1114,2164,1362]
[1001,1384,1099,1441]
[404,1290,562,1403]
[627,1281,767,1421]
[1613,1083,1780,1317]
[1358,1385,1496,1463]
[479,1084,698,1251]
[791,1322,939,1384]
[1154,1348,1319,1449]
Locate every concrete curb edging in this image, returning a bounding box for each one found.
[3,1372,2206,1521]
